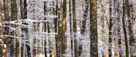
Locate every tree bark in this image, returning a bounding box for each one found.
[72,0,78,57]
[0,1,3,57]
[108,0,113,57]
[44,2,47,57]
[79,0,89,56]
[127,0,135,57]
[10,0,15,56]
[62,0,67,56]
[2,0,9,57]
[20,0,26,57]
[54,0,58,57]
[69,0,73,57]
[90,0,98,57]
[12,0,20,57]
[57,0,63,57]
[122,0,129,57]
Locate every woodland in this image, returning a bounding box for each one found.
[0,0,136,57]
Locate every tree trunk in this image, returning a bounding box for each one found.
[24,0,30,57]
[79,0,89,56]
[108,0,113,57]
[20,0,26,57]
[44,1,47,57]
[57,0,63,57]
[122,0,129,57]
[72,0,78,57]
[10,0,15,56]
[0,1,3,57]
[12,0,20,57]
[47,21,52,57]
[62,0,67,56]
[2,0,9,57]
[90,0,98,57]
[69,0,73,57]
[54,0,58,57]
[126,0,134,57]
[24,0,27,19]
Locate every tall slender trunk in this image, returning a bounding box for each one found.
[127,0,135,57]
[20,0,25,57]
[122,0,129,57]
[44,2,47,57]
[57,0,63,57]
[24,0,30,57]
[48,21,51,57]
[72,0,78,57]
[0,1,3,57]
[20,0,23,19]
[69,0,73,57]
[24,0,27,19]
[90,0,98,57]
[130,4,136,57]
[10,0,15,56]
[2,0,9,57]
[12,0,20,57]
[54,0,58,57]
[108,0,113,57]
[62,0,67,56]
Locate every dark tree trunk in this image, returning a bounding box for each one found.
[69,0,73,57]
[57,0,63,57]
[79,0,89,56]
[90,0,98,57]
[62,0,67,56]
[72,0,78,57]
[126,0,135,57]
[122,0,129,57]
[44,2,47,57]
[54,0,58,57]
[108,0,113,57]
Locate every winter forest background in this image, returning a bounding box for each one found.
[0,0,136,57]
